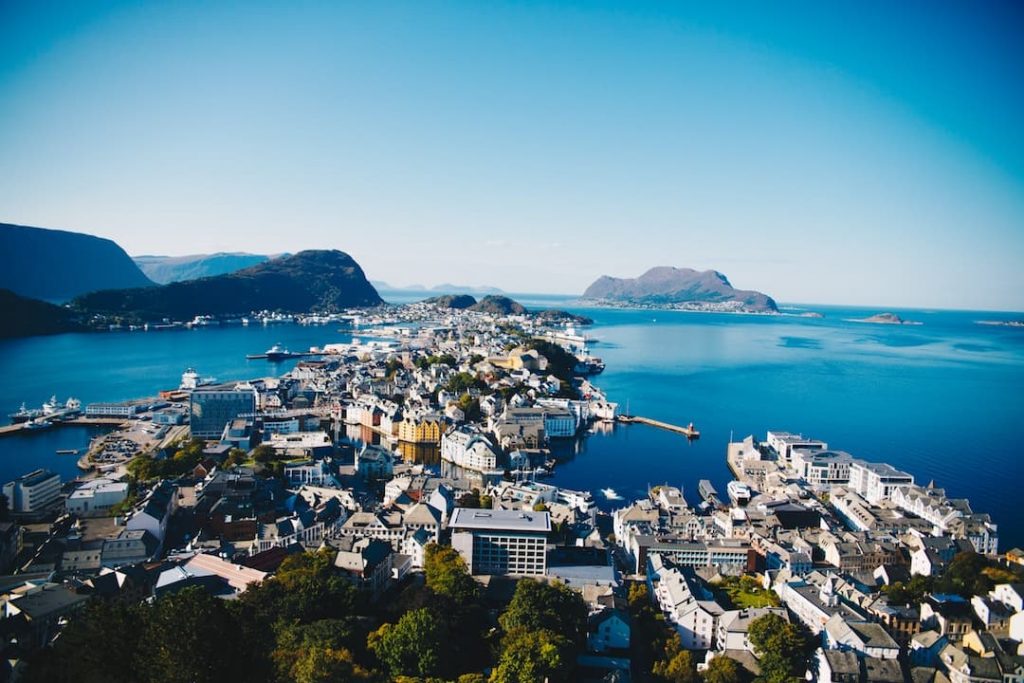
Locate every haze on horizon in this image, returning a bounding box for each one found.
[1,1,1023,311]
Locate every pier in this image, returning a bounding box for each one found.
[0,416,128,437]
[616,415,700,438]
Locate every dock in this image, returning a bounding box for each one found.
[245,352,324,360]
[0,416,128,438]
[616,415,700,438]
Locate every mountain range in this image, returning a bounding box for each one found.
[133,252,284,284]
[582,266,778,312]
[73,250,382,321]
[0,222,154,301]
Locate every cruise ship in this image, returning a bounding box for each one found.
[727,480,752,506]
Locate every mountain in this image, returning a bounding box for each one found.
[0,289,85,338]
[582,266,778,312]
[73,250,382,321]
[424,294,477,309]
[468,295,527,315]
[133,253,281,284]
[0,222,154,301]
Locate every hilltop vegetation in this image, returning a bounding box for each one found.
[583,266,777,312]
[0,289,85,338]
[468,295,527,315]
[72,250,382,322]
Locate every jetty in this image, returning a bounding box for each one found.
[616,415,700,438]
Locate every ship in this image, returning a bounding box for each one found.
[180,368,216,390]
[264,344,292,361]
[727,480,752,506]
[9,402,42,424]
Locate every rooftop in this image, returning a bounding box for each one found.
[449,507,551,533]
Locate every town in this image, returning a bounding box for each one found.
[0,300,1020,683]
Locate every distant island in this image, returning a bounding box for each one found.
[424,294,478,309]
[976,319,1024,328]
[374,281,504,294]
[468,295,527,315]
[581,266,778,313]
[72,250,382,323]
[0,222,154,301]
[848,312,922,325]
[133,252,284,284]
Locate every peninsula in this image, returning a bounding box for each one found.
[582,266,778,313]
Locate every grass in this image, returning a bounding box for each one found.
[717,575,781,609]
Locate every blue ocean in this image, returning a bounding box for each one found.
[1,294,1021,548]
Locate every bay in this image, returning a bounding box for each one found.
[0,296,1021,549]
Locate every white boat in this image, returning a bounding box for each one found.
[42,395,60,415]
[601,487,623,501]
[727,480,752,506]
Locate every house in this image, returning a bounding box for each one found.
[588,608,631,653]
[155,553,268,597]
[66,478,130,517]
[355,444,395,481]
[649,556,724,650]
[716,607,789,652]
[823,613,901,659]
[125,480,179,552]
[920,595,974,644]
[334,537,393,599]
[2,582,90,648]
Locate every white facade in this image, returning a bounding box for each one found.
[3,469,61,513]
[848,460,914,504]
[441,427,499,473]
[66,478,129,516]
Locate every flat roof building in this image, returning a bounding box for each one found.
[450,508,550,577]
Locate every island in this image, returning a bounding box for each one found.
[581,266,778,313]
[848,312,922,325]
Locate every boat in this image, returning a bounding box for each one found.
[698,479,722,506]
[24,419,52,430]
[727,480,752,506]
[180,368,216,390]
[56,448,79,455]
[42,395,60,415]
[601,487,623,501]
[8,402,42,424]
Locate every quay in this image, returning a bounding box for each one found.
[0,416,128,437]
[245,352,324,360]
[616,414,700,438]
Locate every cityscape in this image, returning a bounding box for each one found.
[1,3,1023,683]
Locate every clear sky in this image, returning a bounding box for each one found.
[1,1,1022,310]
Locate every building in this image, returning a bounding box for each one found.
[766,431,828,467]
[355,444,395,481]
[3,469,61,513]
[441,426,500,473]
[791,450,855,490]
[189,387,257,438]
[66,478,129,516]
[85,402,144,418]
[449,507,550,576]
[848,460,914,504]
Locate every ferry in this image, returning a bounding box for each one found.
[601,487,623,501]
[180,369,216,390]
[727,480,752,506]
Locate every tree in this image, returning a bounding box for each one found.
[703,655,742,683]
[252,444,277,463]
[490,627,573,683]
[653,635,699,683]
[135,586,240,683]
[747,613,808,683]
[934,551,995,597]
[499,580,588,648]
[424,543,479,605]
[368,608,447,678]
[628,582,650,610]
[291,647,373,683]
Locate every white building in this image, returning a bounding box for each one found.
[66,478,129,516]
[648,556,723,650]
[766,431,828,468]
[3,469,61,513]
[848,460,914,504]
[441,426,500,473]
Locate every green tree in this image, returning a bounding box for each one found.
[424,543,479,605]
[499,579,588,648]
[653,635,699,683]
[747,613,808,683]
[490,627,573,683]
[252,444,277,463]
[368,608,446,678]
[934,551,995,597]
[291,647,373,683]
[135,586,240,683]
[703,655,742,683]
[628,582,650,610]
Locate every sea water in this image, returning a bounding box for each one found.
[0,296,1021,547]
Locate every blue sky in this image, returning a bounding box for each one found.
[1,1,1022,309]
